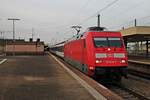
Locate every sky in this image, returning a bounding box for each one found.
[0,0,150,44]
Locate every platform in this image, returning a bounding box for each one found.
[0,55,98,100]
[128,56,150,65]
[0,55,109,100]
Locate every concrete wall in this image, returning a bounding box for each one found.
[5,44,44,54]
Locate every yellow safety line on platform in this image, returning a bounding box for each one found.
[49,53,107,100]
[0,59,7,65]
[128,60,150,65]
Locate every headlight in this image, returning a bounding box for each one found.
[114,53,125,58]
[95,53,107,58]
[121,60,126,63]
[95,60,102,63]
[89,66,94,70]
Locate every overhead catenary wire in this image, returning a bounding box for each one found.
[79,0,91,12]
[78,0,120,25]
[51,0,120,44]
[51,0,150,44]
[52,0,92,31]
[51,0,120,32]
[110,15,150,30]
[52,0,120,44]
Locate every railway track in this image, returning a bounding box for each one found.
[101,71,150,100]
[128,60,150,80]
[94,60,150,100]
[106,83,150,100]
[128,69,150,80]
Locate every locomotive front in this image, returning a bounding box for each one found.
[86,30,128,81]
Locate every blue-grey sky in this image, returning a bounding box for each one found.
[0,0,150,44]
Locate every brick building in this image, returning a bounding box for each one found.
[2,39,44,55]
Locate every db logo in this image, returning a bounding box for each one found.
[107,54,113,57]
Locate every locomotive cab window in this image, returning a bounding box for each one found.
[94,37,122,47]
[94,38,108,47]
[108,37,122,47]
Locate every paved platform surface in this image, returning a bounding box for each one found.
[128,56,150,65]
[0,55,95,100]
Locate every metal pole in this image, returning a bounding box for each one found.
[0,32,2,39]
[8,18,20,56]
[146,40,148,57]
[32,28,34,39]
[98,14,100,27]
[13,20,15,56]
[135,19,137,27]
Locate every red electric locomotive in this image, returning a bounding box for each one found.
[64,27,128,81]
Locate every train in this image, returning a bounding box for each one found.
[50,27,128,81]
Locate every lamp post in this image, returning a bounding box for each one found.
[8,18,20,56]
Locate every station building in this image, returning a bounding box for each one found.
[120,26,150,57]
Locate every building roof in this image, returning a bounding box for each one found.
[120,26,150,42]
[120,26,150,36]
